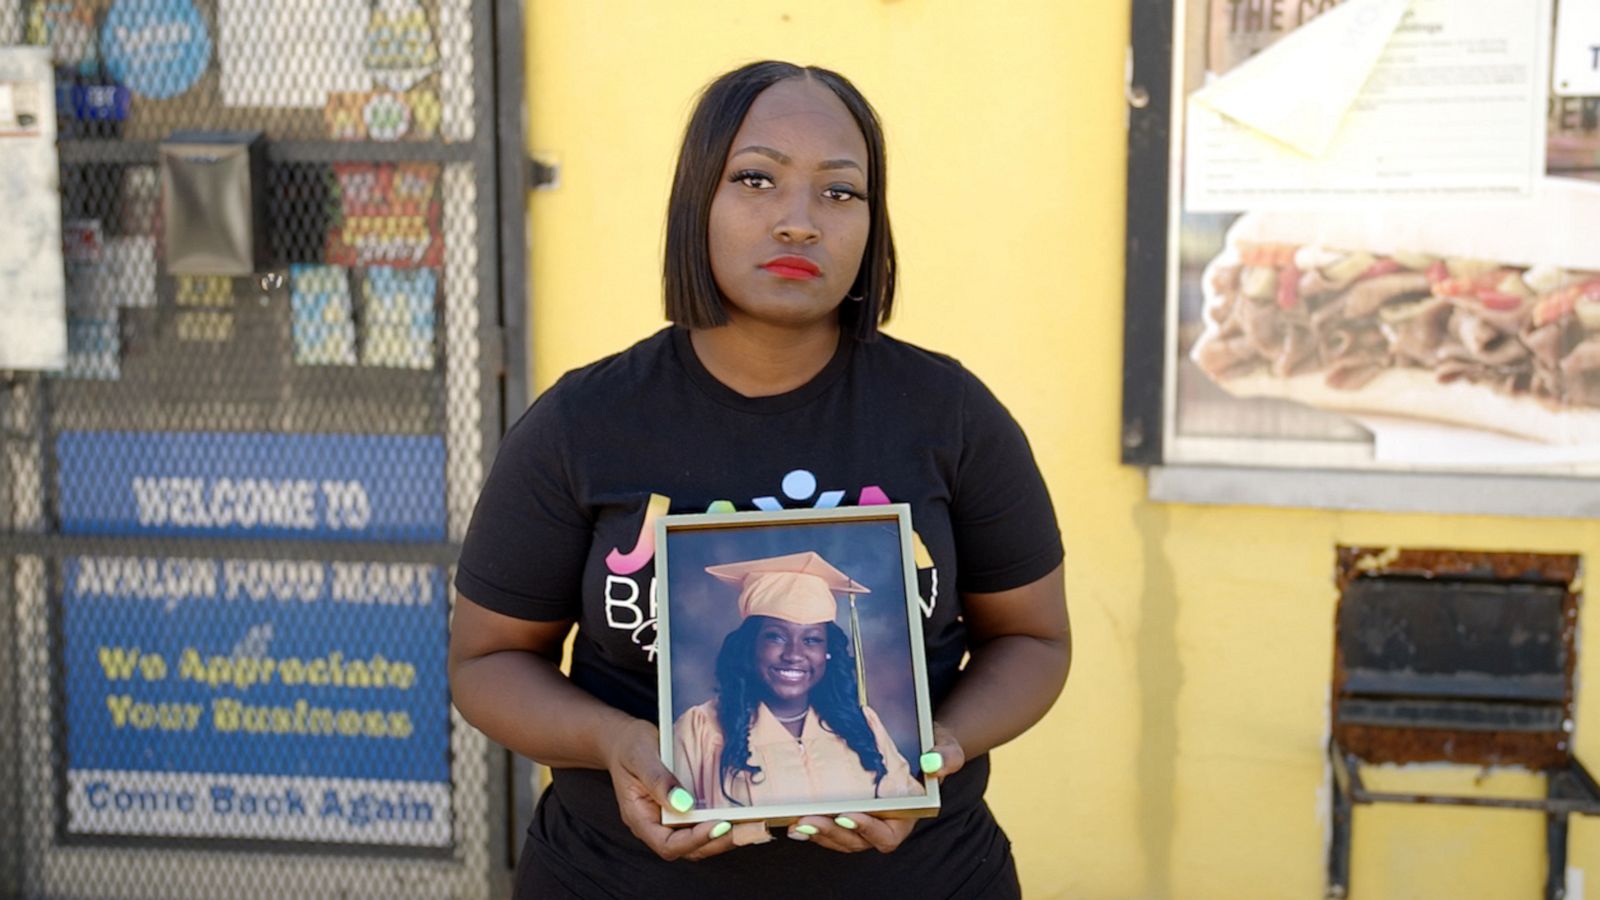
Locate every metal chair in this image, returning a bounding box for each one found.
[1327,548,1600,900]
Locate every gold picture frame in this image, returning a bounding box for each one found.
[655,503,941,826]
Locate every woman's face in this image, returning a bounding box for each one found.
[707,77,871,331]
[752,617,828,705]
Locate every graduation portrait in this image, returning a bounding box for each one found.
[654,504,941,826]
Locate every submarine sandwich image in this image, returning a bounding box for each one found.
[1189,184,1600,445]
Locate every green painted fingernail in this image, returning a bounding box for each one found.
[796,824,819,835]
[920,751,944,774]
[710,821,732,839]
[668,787,694,813]
[834,815,857,830]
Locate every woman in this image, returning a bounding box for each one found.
[450,60,1070,899]
[671,552,924,810]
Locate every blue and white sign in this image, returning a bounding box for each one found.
[57,431,446,542]
[62,554,451,845]
[101,0,212,100]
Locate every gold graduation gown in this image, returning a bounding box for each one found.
[671,699,924,810]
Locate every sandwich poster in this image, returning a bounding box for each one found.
[1163,0,1600,473]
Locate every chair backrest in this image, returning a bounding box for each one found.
[1333,547,1580,769]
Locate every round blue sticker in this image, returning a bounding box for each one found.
[101,0,211,100]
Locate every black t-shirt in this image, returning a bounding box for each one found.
[456,326,1062,898]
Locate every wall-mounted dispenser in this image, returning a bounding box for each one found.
[159,131,268,276]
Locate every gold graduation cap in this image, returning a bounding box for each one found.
[705,551,873,706]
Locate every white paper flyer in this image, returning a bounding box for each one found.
[1185,0,1551,211]
[0,47,65,372]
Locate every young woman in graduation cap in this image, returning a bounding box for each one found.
[672,551,923,809]
[449,60,1070,899]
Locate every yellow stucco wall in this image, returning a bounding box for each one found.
[522,2,1600,897]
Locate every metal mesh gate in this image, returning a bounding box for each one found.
[0,1,523,897]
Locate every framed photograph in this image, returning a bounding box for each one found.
[655,504,941,826]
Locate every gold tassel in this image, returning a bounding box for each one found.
[848,593,868,707]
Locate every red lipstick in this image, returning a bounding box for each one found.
[761,256,821,279]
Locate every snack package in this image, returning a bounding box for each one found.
[291,264,357,366]
[360,266,436,370]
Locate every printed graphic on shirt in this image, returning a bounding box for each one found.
[600,469,939,662]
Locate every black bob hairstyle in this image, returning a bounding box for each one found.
[663,61,897,341]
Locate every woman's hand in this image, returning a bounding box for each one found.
[606,718,739,862]
[783,721,961,853]
[921,720,967,781]
[785,812,915,853]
